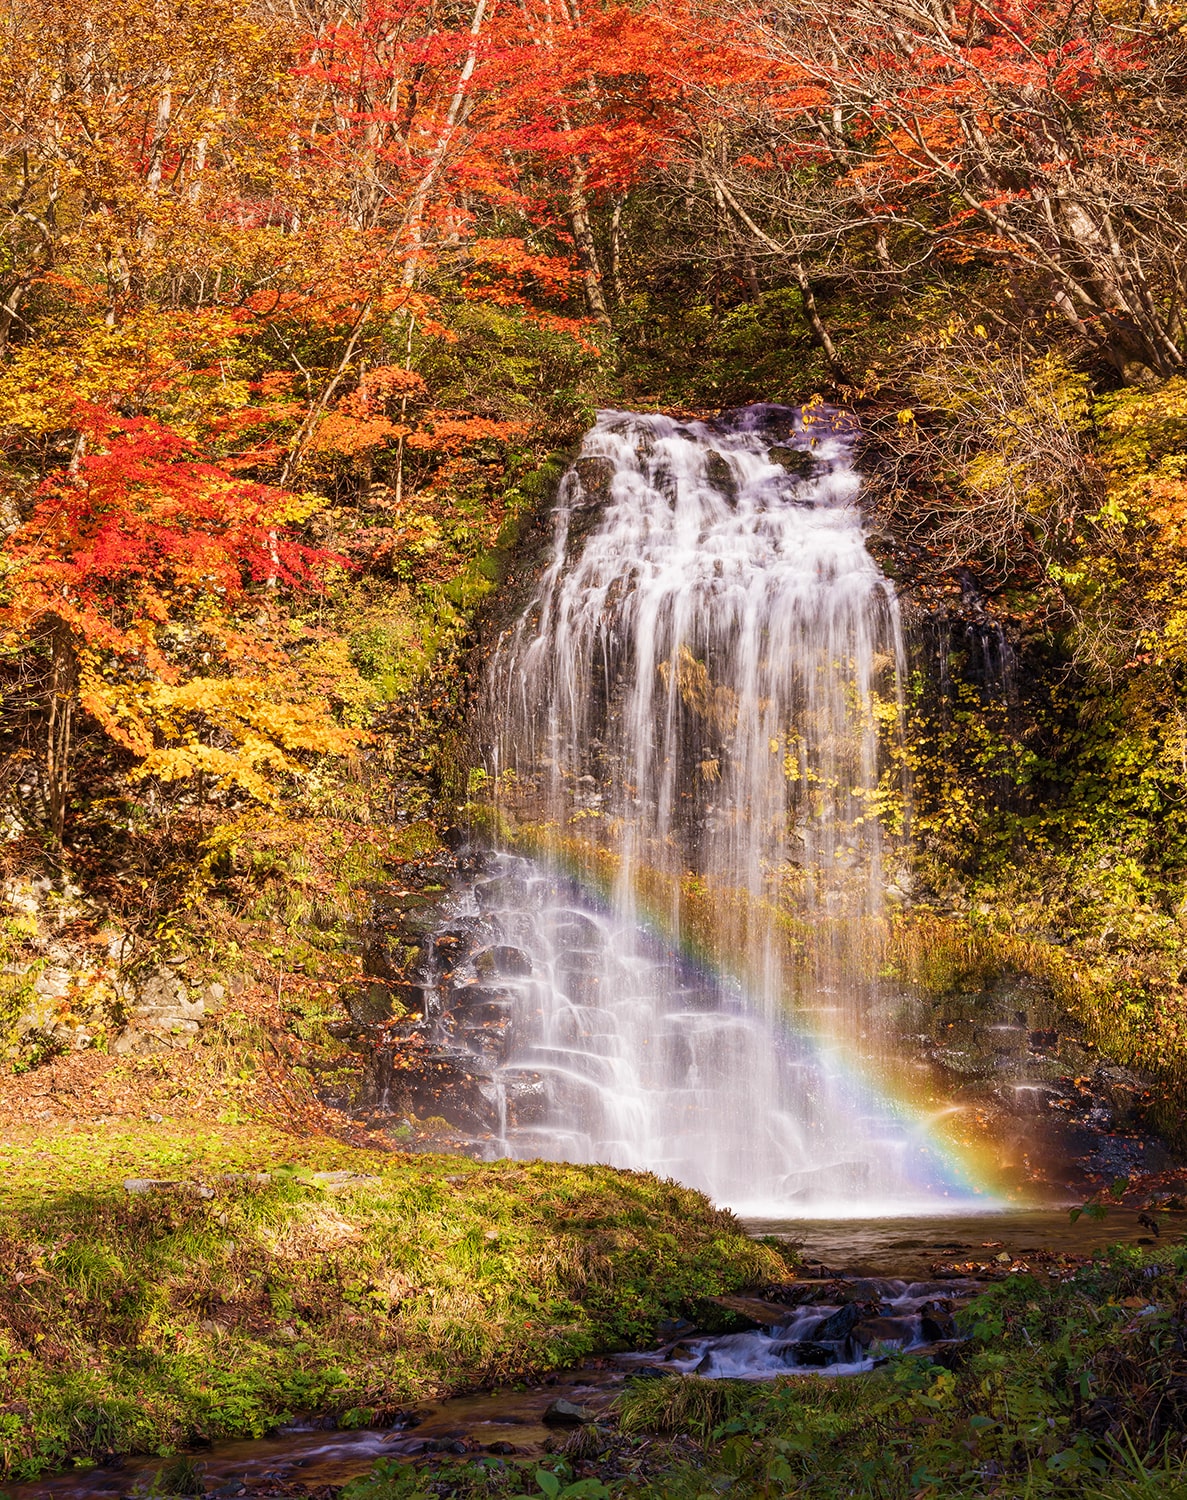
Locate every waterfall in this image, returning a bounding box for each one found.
[439,406,972,1214]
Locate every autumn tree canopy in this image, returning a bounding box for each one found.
[3,0,1186,843]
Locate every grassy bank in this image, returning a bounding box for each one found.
[0,1125,788,1484]
[344,1237,1187,1500]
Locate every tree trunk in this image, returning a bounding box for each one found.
[46,622,77,848]
[610,196,625,304]
[569,160,611,330]
[791,256,844,380]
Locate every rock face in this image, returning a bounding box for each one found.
[896,970,1178,1199]
[1,874,241,1063]
[113,971,231,1056]
[341,848,584,1150]
[573,457,617,507]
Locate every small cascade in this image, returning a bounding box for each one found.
[423,405,982,1213]
[622,1276,970,1379]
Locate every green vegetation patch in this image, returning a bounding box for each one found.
[342,1241,1187,1500]
[0,1124,785,1483]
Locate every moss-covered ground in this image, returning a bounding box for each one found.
[0,1124,787,1484]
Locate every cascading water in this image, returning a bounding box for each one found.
[433,405,978,1214]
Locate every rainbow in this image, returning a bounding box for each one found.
[490,819,1018,1216]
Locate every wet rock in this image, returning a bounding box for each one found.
[574,457,617,507]
[450,984,512,1020]
[783,1340,835,1368]
[704,451,738,505]
[704,1294,792,1328]
[811,1302,865,1341]
[543,1399,596,1426]
[362,1045,500,1133]
[851,1315,916,1348]
[673,986,721,1012]
[503,1075,548,1127]
[758,1280,835,1307]
[829,1279,892,1306]
[768,445,819,480]
[474,945,533,979]
[556,943,604,974]
[460,1017,513,1065]
[474,876,532,911]
[551,914,604,946]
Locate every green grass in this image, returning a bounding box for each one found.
[0,1124,788,1483]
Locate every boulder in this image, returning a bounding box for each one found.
[543,1399,596,1426]
[768,445,819,480]
[781,1340,835,1368]
[704,450,739,505]
[704,1294,793,1328]
[851,1316,917,1348]
[811,1302,865,1341]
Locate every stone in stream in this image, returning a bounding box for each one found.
[850,1315,917,1348]
[543,1398,597,1426]
[921,1312,957,1342]
[704,450,739,505]
[767,444,820,479]
[656,1315,698,1343]
[810,1302,867,1341]
[704,1293,793,1328]
[782,1341,836,1368]
[665,1341,699,1363]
